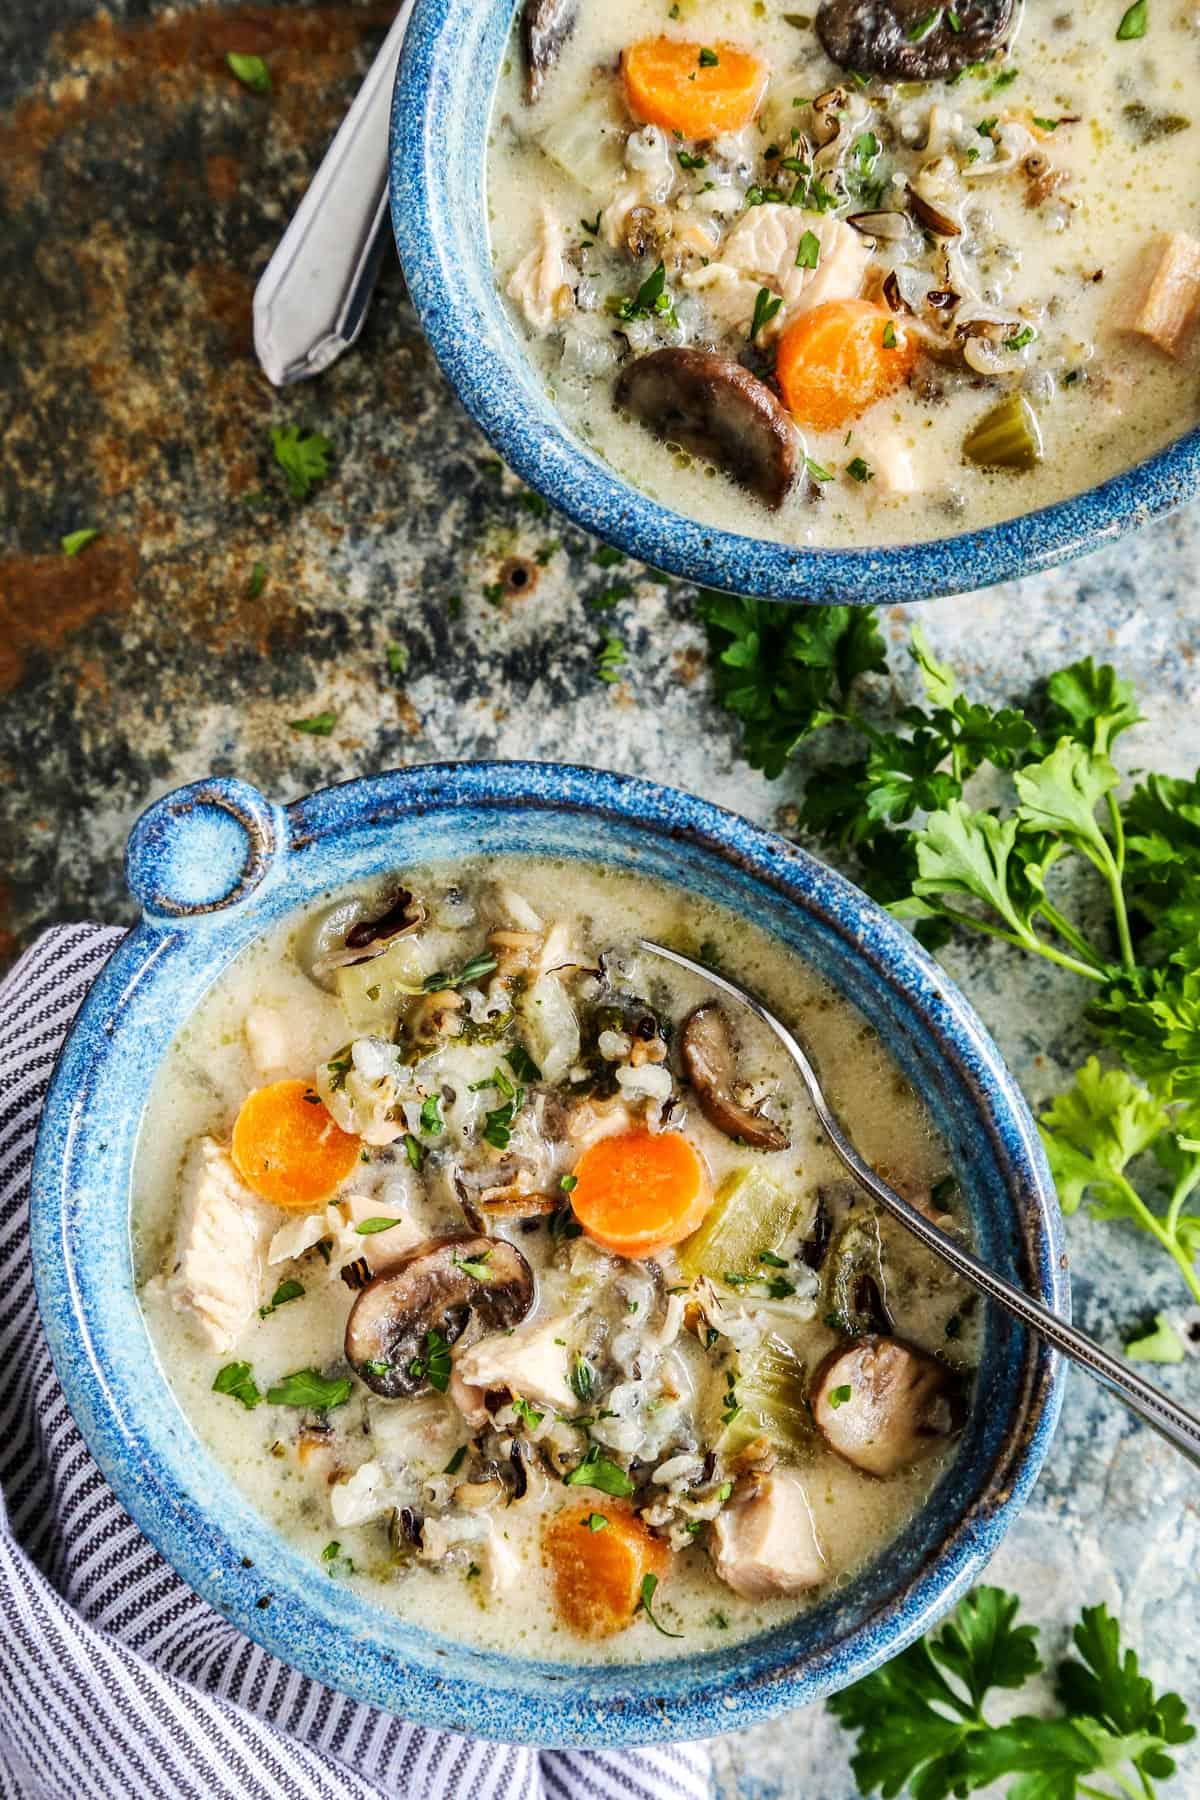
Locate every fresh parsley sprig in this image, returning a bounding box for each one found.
[696,601,1200,1317]
[828,1585,1193,1800]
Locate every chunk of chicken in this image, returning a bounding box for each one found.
[507,204,575,335]
[452,1315,577,1415]
[325,1193,423,1273]
[683,209,871,340]
[864,421,918,497]
[1125,231,1200,358]
[165,1137,272,1352]
[267,1209,327,1265]
[330,1459,391,1528]
[711,1469,826,1598]
[243,1005,292,1076]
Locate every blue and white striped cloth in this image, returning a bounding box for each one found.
[0,926,713,1800]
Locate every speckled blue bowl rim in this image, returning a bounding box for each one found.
[31,761,1067,1746]
[388,0,1200,605]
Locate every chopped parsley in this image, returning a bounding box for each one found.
[1003,325,1037,350]
[271,425,332,500]
[444,1445,469,1475]
[904,8,943,41]
[247,561,267,598]
[570,1357,595,1404]
[227,51,271,93]
[288,712,336,736]
[882,319,899,349]
[62,528,100,556]
[750,287,783,341]
[560,1173,578,1193]
[829,1384,853,1409]
[847,456,875,484]
[512,1395,544,1431]
[698,47,719,67]
[212,1361,261,1410]
[355,1216,403,1235]
[407,1329,452,1394]
[564,1445,635,1497]
[795,228,821,270]
[677,149,708,170]
[636,1572,684,1638]
[805,455,834,483]
[583,1512,609,1532]
[259,1279,304,1318]
[386,641,409,676]
[419,1093,444,1136]
[612,260,677,328]
[266,1368,353,1411]
[453,1249,494,1280]
[403,1133,425,1171]
[596,634,626,684]
[505,1044,542,1083]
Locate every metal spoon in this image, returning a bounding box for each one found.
[639,938,1200,1471]
[253,4,414,386]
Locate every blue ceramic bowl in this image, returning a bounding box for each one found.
[389,0,1200,605]
[32,763,1066,1745]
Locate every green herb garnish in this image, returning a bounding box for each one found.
[227,51,271,92]
[267,1368,352,1411]
[564,1445,635,1497]
[259,1279,304,1318]
[213,1362,261,1409]
[636,1572,684,1638]
[271,425,332,500]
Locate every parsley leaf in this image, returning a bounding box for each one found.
[271,425,332,500]
[62,528,100,556]
[213,1361,261,1409]
[227,51,271,92]
[564,1445,635,1497]
[259,1279,304,1319]
[750,287,783,340]
[266,1368,352,1411]
[1116,0,1148,38]
[636,1572,683,1638]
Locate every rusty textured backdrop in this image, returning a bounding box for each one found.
[2,4,1199,1796]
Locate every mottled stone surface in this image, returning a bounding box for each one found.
[1,4,1198,1793]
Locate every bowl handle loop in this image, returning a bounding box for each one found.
[125,779,285,925]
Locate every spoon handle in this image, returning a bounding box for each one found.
[639,939,1200,1473]
[253,5,414,386]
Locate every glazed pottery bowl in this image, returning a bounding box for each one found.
[32,763,1066,1745]
[388,0,1200,606]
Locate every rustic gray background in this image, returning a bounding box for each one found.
[2,3,1197,1794]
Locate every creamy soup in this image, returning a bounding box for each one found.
[135,861,976,1661]
[487,0,1200,546]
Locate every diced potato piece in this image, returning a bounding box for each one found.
[680,1167,807,1283]
[534,87,626,196]
[1125,231,1200,358]
[719,1335,812,1456]
[335,936,425,1032]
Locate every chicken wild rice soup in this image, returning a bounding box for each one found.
[136,862,976,1659]
[489,0,1200,546]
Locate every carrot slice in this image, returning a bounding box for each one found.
[568,1128,712,1258]
[775,299,918,432]
[231,1078,360,1210]
[544,1504,670,1638]
[622,38,769,139]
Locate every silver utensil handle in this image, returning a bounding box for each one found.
[640,938,1200,1473]
[253,5,414,386]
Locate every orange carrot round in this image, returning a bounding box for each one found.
[544,1504,670,1637]
[568,1128,712,1258]
[231,1078,360,1210]
[775,300,918,432]
[622,38,769,139]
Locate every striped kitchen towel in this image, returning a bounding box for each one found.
[0,926,712,1800]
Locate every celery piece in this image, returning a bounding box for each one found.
[720,1335,813,1455]
[963,393,1043,472]
[335,937,425,1032]
[680,1167,808,1283]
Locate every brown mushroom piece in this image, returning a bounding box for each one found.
[614,350,799,510]
[522,0,579,104]
[811,1335,962,1477]
[679,1003,789,1151]
[345,1234,535,1400]
[816,0,1016,82]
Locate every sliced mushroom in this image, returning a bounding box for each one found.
[680,1003,790,1151]
[522,0,579,104]
[345,1235,535,1399]
[823,1210,895,1337]
[811,1335,962,1476]
[816,0,1016,82]
[344,887,424,953]
[614,350,799,511]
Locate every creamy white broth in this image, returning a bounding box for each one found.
[487,1,1200,547]
[135,859,976,1662]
